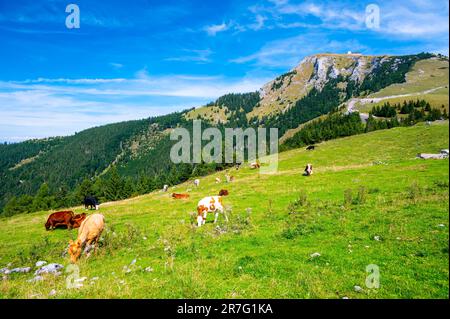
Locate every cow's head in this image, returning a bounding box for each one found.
[68,239,82,263]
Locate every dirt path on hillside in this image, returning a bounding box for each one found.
[346,86,446,121]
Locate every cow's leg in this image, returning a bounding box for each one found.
[203,211,207,225]
[197,215,203,227]
[222,209,229,222]
[84,240,94,257]
[93,237,100,254]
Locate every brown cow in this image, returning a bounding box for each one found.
[249,161,260,169]
[219,189,229,196]
[68,214,105,263]
[45,211,75,230]
[71,213,87,229]
[172,193,190,199]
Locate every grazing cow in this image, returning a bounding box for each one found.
[68,214,105,263]
[172,193,190,199]
[45,211,75,230]
[163,184,169,192]
[193,179,200,187]
[196,196,227,227]
[306,145,315,151]
[219,189,229,196]
[303,164,313,176]
[215,177,221,183]
[84,196,99,210]
[71,213,87,229]
[225,175,234,183]
[249,161,260,169]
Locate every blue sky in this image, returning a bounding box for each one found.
[0,0,448,142]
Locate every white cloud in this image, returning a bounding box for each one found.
[230,34,368,68]
[380,3,449,37]
[204,22,230,36]
[0,72,270,141]
[238,0,449,41]
[249,15,267,31]
[165,49,213,63]
[109,62,124,69]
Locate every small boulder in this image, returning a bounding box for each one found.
[28,275,44,283]
[354,285,364,293]
[310,252,321,258]
[35,263,64,276]
[10,267,31,274]
[0,268,10,275]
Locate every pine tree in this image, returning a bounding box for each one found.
[104,167,125,201]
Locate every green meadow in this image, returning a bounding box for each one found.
[0,122,448,299]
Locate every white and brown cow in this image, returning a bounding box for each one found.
[196,196,227,227]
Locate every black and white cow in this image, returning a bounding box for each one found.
[84,196,99,210]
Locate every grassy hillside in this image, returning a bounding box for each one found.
[354,57,449,113]
[185,105,229,124]
[1,122,448,299]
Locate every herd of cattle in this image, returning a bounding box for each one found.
[44,155,315,263]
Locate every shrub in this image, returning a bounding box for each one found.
[354,186,368,205]
[343,189,353,207]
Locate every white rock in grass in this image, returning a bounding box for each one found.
[10,267,31,273]
[354,285,364,293]
[49,289,57,296]
[0,268,10,275]
[145,267,153,272]
[438,224,445,228]
[35,263,64,275]
[130,259,137,265]
[28,275,44,283]
[35,261,47,268]
[374,236,381,241]
[342,296,349,299]
[74,277,87,283]
[310,252,321,258]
